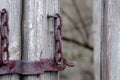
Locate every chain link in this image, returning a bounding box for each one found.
[48,14,65,66]
[54,14,63,65]
[0,9,9,65]
[48,14,75,67]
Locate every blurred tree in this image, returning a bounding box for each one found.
[61,0,93,51]
[60,0,94,80]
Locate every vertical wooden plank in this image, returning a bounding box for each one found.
[101,0,120,80]
[93,0,101,80]
[22,0,59,80]
[0,0,22,80]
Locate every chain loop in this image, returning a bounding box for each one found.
[48,14,63,65]
[48,14,75,67]
[0,9,9,65]
[54,14,63,65]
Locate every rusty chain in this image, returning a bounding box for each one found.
[53,14,63,65]
[48,14,74,67]
[0,9,9,65]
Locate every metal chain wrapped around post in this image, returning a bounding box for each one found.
[0,9,9,65]
[0,9,74,75]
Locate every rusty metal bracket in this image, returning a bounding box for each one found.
[0,9,74,75]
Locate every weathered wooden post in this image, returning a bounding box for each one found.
[22,0,59,80]
[100,0,120,80]
[0,0,60,80]
[0,0,22,80]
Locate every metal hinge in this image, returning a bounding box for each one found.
[0,9,74,75]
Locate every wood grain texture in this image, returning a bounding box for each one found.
[0,0,22,80]
[93,0,101,80]
[101,0,120,80]
[22,0,59,80]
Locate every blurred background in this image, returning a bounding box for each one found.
[60,0,94,80]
